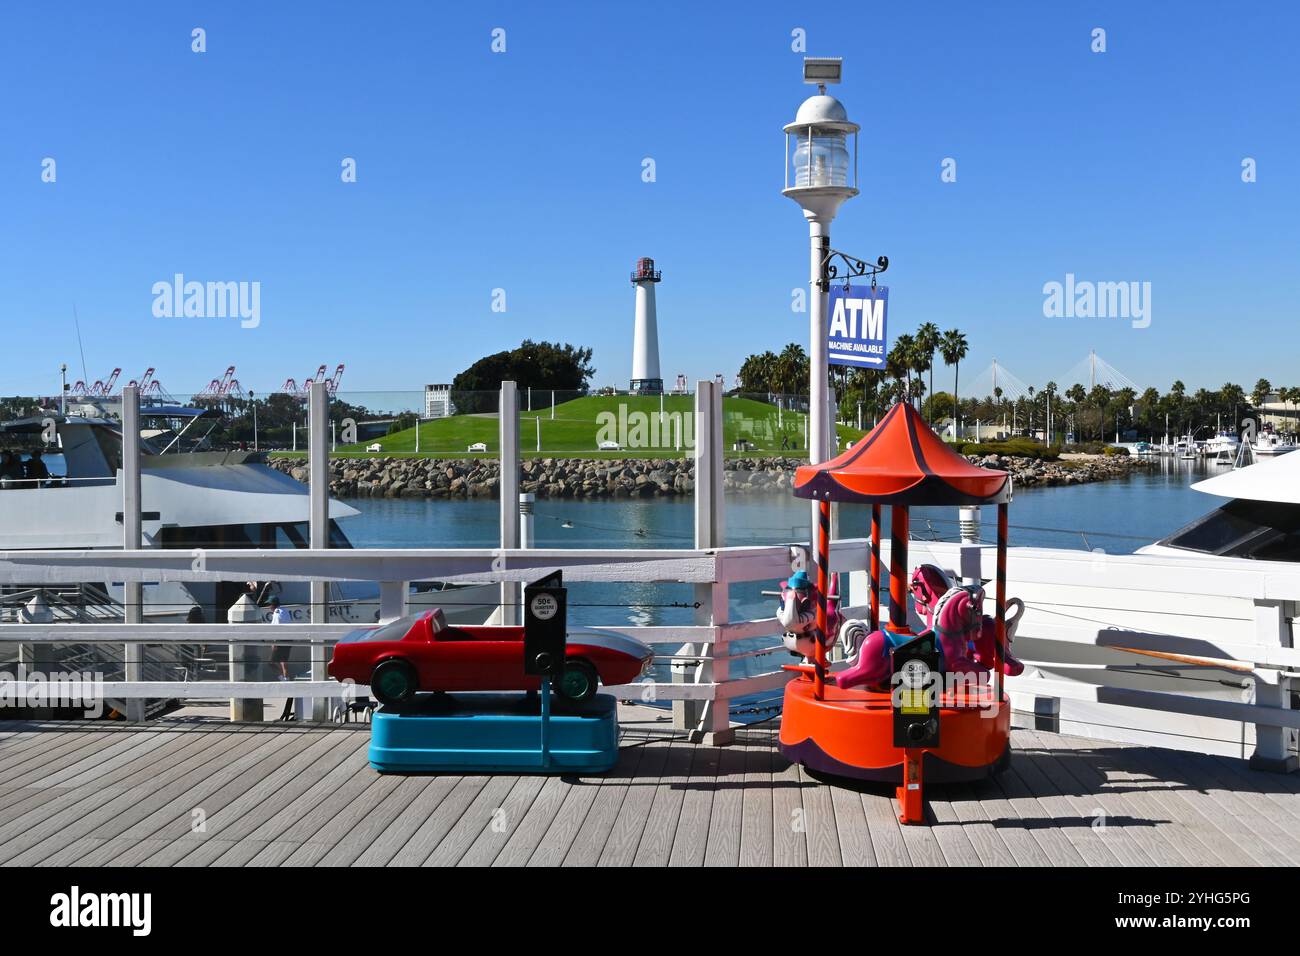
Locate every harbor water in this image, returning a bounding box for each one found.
[338,458,1222,713]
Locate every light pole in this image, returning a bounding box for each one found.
[59,363,67,415]
[783,57,859,471]
[783,57,860,554]
[249,389,258,451]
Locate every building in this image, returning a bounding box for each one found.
[424,384,453,419]
[1254,392,1299,433]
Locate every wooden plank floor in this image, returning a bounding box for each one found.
[1,717,1296,867]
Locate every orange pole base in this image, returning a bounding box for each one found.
[895,748,925,824]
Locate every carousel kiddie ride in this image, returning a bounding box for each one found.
[329,572,650,774]
[778,402,1021,824]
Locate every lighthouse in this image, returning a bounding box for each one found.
[629,257,663,395]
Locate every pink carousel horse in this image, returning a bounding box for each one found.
[832,564,1023,691]
[908,564,1024,678]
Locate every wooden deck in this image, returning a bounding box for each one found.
[1,712,1298,867]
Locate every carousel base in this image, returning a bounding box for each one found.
[778,678,1011,784]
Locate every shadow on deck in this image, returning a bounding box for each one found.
[0,713,1297,867]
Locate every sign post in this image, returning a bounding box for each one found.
[524,571,567,768]
[891,631,940,824]
[827,285,889,370]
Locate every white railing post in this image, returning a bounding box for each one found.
[308,382,330,720]
[228,594,263,721]
[378,581,408,624]
[1249,599,1299,773]
[498,382,521,625]
[121,385,145,721]
[677,380,732,744]
[518,492,535,621]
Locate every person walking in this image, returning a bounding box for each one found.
[268,597,295,720]
[268,597,291,677]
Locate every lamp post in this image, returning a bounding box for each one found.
[249,389,258,451]
[783,57,859,547]
[59,363,67,415]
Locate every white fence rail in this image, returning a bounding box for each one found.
[1,380,1294,767]
[1,535,1297,766]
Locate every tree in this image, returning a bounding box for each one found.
[1044,380,1058,443]
[939,329,968,433]
[888,333,915,400]
[915,322,940,423]
[1251,378,1273,408]
[1220,382,1245,430]
[775,343,809,395]
[451,340,595,412]
[737,350,779,394]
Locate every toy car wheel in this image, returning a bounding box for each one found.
[370,659,418,707]
[556,658,599,703]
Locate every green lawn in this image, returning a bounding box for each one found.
[311,394,867,459]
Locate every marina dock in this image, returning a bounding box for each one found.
[2,708,1297,867]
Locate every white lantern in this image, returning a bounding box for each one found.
[783,93,859,216]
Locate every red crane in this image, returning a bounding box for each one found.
[199,367,238,399]
[282,364,343,398]
[98,368,122,395]
[70,368,121,396]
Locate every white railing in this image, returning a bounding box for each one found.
[3,379,1294,768]
[0,540,873,738]
[0,535,1296,764]
[849,538,1299,765]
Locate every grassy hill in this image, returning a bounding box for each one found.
[321,394,867,459]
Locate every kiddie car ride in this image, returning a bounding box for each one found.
[328,608,653,707]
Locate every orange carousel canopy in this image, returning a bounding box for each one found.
[794,402,1011,505]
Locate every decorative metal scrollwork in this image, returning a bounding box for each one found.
[820,250,889,291]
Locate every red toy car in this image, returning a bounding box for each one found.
[327,608,654,707]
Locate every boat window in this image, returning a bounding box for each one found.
[280,520,353,549]
[31,453,67,478]
[1160,499,1300,561]
[278,523,308,548]
[91,425,122,473]
[158,524,257,548]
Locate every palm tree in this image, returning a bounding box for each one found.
[915,322,940,424]
[889,333,916,400]
[777,343,808,396]
[939,329,968,436]
[1044,380,1058,444]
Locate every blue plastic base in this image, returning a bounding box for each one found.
[368,692,620,774]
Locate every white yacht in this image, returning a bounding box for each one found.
[1252,427,1297,456]
[1203,430,1240,456]
[997,449,1300,760]
[0,410,496,630]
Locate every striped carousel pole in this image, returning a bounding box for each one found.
[814,498,831,699]
[889,506,910,632]
[869,504,881,633]
[995,502,1008,684]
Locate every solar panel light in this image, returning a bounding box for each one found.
[803,57,842,85]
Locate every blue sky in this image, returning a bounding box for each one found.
[2,1,1296,401]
